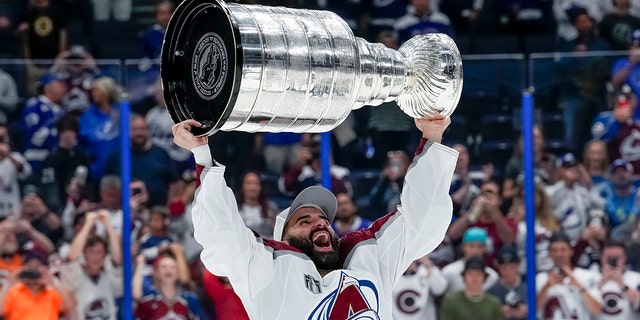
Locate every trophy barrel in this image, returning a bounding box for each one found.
[161,0,359,136]
[161,0,242,136]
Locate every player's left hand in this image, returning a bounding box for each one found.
[414,116,450,143]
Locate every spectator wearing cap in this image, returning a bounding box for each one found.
[20,72,68,175]
[442,227,500,296]
[448,179,517,265]
[0,250,75,320]
[604,158,640,228]
[488,245,527,320]
[594,240,640,319]
[545,153,605,242]
[600,0,640,50]
[536,231,602,319]
[440,255,504,320]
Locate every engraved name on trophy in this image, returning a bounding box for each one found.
[161,0,463,136]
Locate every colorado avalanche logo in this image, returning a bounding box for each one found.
[308,272,380,320]
[602,291,623,315]
[192,32,227,100]
[395,289,421,314]
[543,296,578,320]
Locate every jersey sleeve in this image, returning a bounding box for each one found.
[341,140,457,289]
[384,140,457,283]
[191,162,275,307]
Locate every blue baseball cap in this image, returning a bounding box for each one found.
[463,227,487,244]
[611,158,633,172]
[38,72,67,88]
[557,153,577,168]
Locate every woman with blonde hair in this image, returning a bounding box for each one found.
[508,183,560,274]
[79,76,123,185]
[582,140,610,196]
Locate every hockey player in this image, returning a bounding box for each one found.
[171,116,457,319]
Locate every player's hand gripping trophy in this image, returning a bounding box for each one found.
[161,0,463,136]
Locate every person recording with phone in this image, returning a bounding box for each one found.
[447,179,517,266]
[595,240,640,319]
[0,251,75,320]
[536,232,602,319]
[367,150,411,217]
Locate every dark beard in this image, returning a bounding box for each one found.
[287,232,340,270]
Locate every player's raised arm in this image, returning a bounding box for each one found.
[171,120,275,304]
[341,116,457,287]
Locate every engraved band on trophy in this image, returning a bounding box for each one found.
[161,0,463,136]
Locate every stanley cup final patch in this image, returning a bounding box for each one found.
[192,32,228,100]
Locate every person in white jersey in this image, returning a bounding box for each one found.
[595,240,640,319]
[392,254,447,319]
[536,231,602,319]
[171,116,457,319]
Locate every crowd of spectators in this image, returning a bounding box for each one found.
[1,0,640,319]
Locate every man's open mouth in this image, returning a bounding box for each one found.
[311,230,332,251]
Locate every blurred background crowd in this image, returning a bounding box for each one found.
[0,0,640,319]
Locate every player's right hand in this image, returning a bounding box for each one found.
[172,120,209,151]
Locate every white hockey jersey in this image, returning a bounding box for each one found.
[536,268,602,320]
[191,140,457,320]
[595,270,640,320]
[392,263,447,319]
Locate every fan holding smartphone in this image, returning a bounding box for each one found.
[597,240,640,318]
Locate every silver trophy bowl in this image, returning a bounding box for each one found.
[161,0,463,136]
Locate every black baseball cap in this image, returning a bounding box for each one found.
[496,245,520,264]
[462,255,487,276]
[549,231,572,246]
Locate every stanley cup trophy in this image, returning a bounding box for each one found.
[161,0,463,136]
